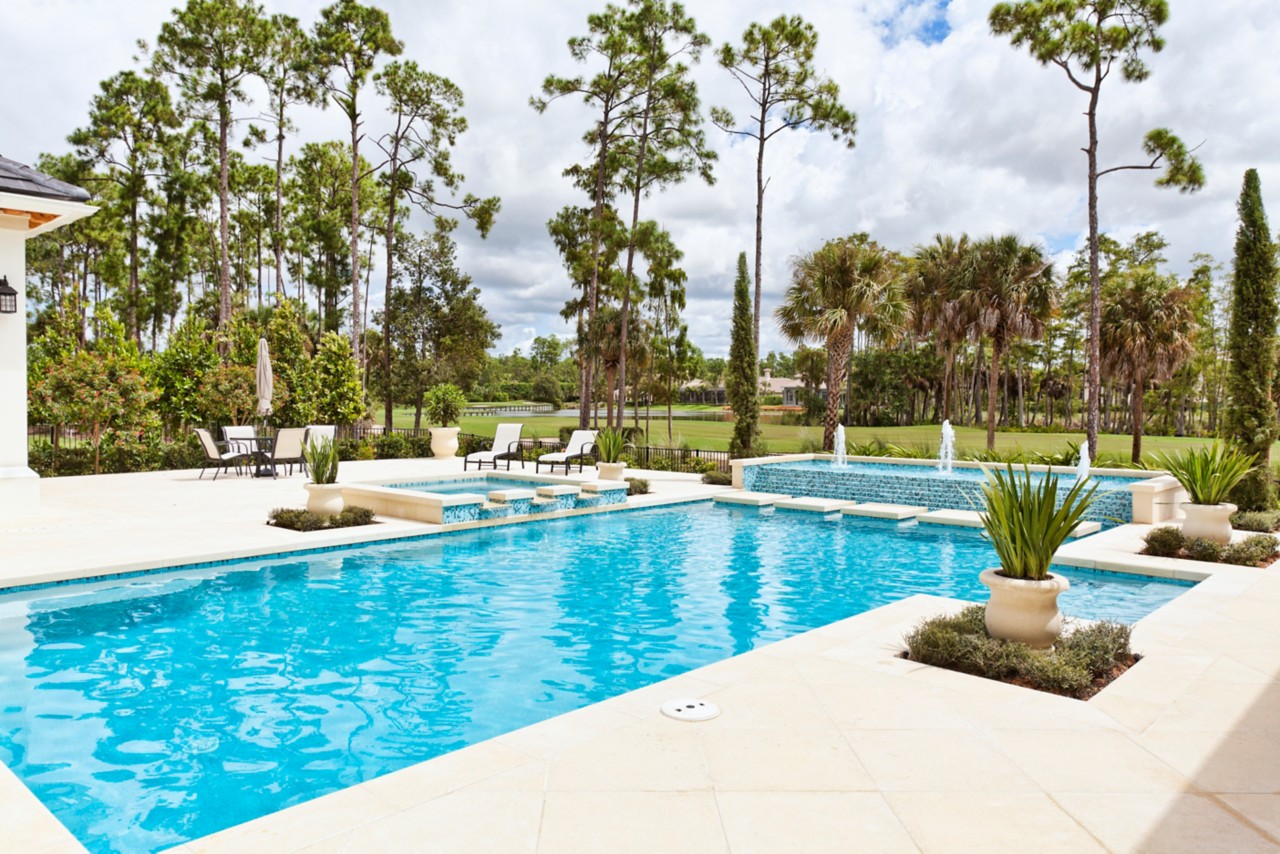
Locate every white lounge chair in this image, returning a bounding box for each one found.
[195,428,249,480]
[464,423,524,471]
[305,424,335,446]
[536,430,597,475]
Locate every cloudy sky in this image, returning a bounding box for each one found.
[6,0,1280,358]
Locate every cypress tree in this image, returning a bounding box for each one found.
[727,252,760,457]
[1225,169,1279,510]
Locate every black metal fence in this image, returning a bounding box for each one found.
[28,423,736,473]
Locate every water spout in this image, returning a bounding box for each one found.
[1076,443,1090,484]
[834,424,847,466]
[938,419,955,474]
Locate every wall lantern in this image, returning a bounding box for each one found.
[0,277,17,314]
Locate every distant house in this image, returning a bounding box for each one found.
[681,369,831,407]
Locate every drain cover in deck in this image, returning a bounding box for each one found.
[661,698,720,722]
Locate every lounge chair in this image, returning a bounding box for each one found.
[303,425,336,475]
[195,428,249,480]
[535,430,597,475]
[268,427,308,477]
[463,423,524,471]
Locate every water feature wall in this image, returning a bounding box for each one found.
[738,458,1149,525]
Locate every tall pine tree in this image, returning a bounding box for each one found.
[1225,168,1279,510]
[727,252,760,457]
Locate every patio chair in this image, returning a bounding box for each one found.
[222,425,258,456]
[535,430,597,475]
[195,428,249,480]
[463,423,524,471]
[268,427,308,478]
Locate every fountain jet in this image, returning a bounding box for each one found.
[938,420,955,474]
[834,424,847,466]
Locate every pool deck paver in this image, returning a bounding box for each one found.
[1,462,1278,852]
[711,490,792,507]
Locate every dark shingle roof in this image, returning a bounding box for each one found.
[0,155,91,203]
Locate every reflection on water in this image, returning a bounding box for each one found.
[0,504,1189,853]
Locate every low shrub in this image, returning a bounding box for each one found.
[267,507,327,532]
[407,434,433,458]
[334,438,364,461]
[1231,510,1280,533]
[1141,526,1185,557]
[458,433,486,457]
[267,504,376,531]
[1221,534,1279,566]
[373,431,410,460]
[1183,537,1224,563]
[702,470,732,486]
[330,505,376,527]
[904,605,1136,700]
[625,477,650,496]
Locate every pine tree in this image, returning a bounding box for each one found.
[727,252,760,457]
[1225,168,1279,509]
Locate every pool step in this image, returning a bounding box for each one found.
[775,497,855,514]
[841,503,928,521]
[713,491,792,507]
[478,503,514,520]
[536,484,581,498]
[916,509,1102,539]
[487,488,537,504]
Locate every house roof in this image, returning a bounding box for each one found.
[0,155,90,202]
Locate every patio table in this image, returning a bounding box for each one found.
[251,435,276,478]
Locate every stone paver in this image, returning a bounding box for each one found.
[841,502,927,520]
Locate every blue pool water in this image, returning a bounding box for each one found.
[389,476,541,495]
[0,503,1189,852]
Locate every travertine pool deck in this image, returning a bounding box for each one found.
[2,463,1278,852]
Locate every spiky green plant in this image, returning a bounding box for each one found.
[304,436,339,485]
[980,464,1097,580]
[1153,443,1256,506]
[594,428,627,464]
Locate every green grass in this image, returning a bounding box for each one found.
[386,404,1247,461]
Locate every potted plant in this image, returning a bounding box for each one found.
[303,436,344,516]
[979,464,1097,649]
[1154,443,1255,545]
[424,384,467,457]
[594,427,627,480]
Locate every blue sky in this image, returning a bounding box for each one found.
[4,0,1279,358]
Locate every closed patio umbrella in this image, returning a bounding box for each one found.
[256,337,273,419]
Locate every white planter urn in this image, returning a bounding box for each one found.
[597,462,627,481]
[430,426,460,458]
[304,483,344,517]
[980,568,1070,650]
[1180,502,1236,545]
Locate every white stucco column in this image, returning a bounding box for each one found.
[0,217,35,513]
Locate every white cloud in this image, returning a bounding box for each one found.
[4,0,1277,358]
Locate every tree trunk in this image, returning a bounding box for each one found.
[1084,63,1103,461]
[1131,372,1146,463]
[217,103,232,329]
[823,331,853,450]
[382,155,401,431]
[986,339,1002,450]
[274,114,286,299]
[752,67,769,360]
[616,109,651,431]
[349,114,363,367]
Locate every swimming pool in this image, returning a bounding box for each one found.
[0,502,1189,852]
[389,475,544,495]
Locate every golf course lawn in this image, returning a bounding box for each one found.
[389,405,1250,463]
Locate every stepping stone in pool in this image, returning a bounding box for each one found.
[536,484,581,498]
[841,502,927,521]
[917,509,983,527]
[713,491,792,507]
[775,497,855,514]
[487,488,537,504]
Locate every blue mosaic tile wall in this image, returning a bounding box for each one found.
[441,503,483,524]
[596,488,628,506]
[743,463,1132,525]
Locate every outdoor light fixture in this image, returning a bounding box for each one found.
[0,277,17,314]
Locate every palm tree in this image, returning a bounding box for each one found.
[1101,267,1196,463]
[777,235,910,450]
[908,234,972,422]
[960,235,1055,450]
